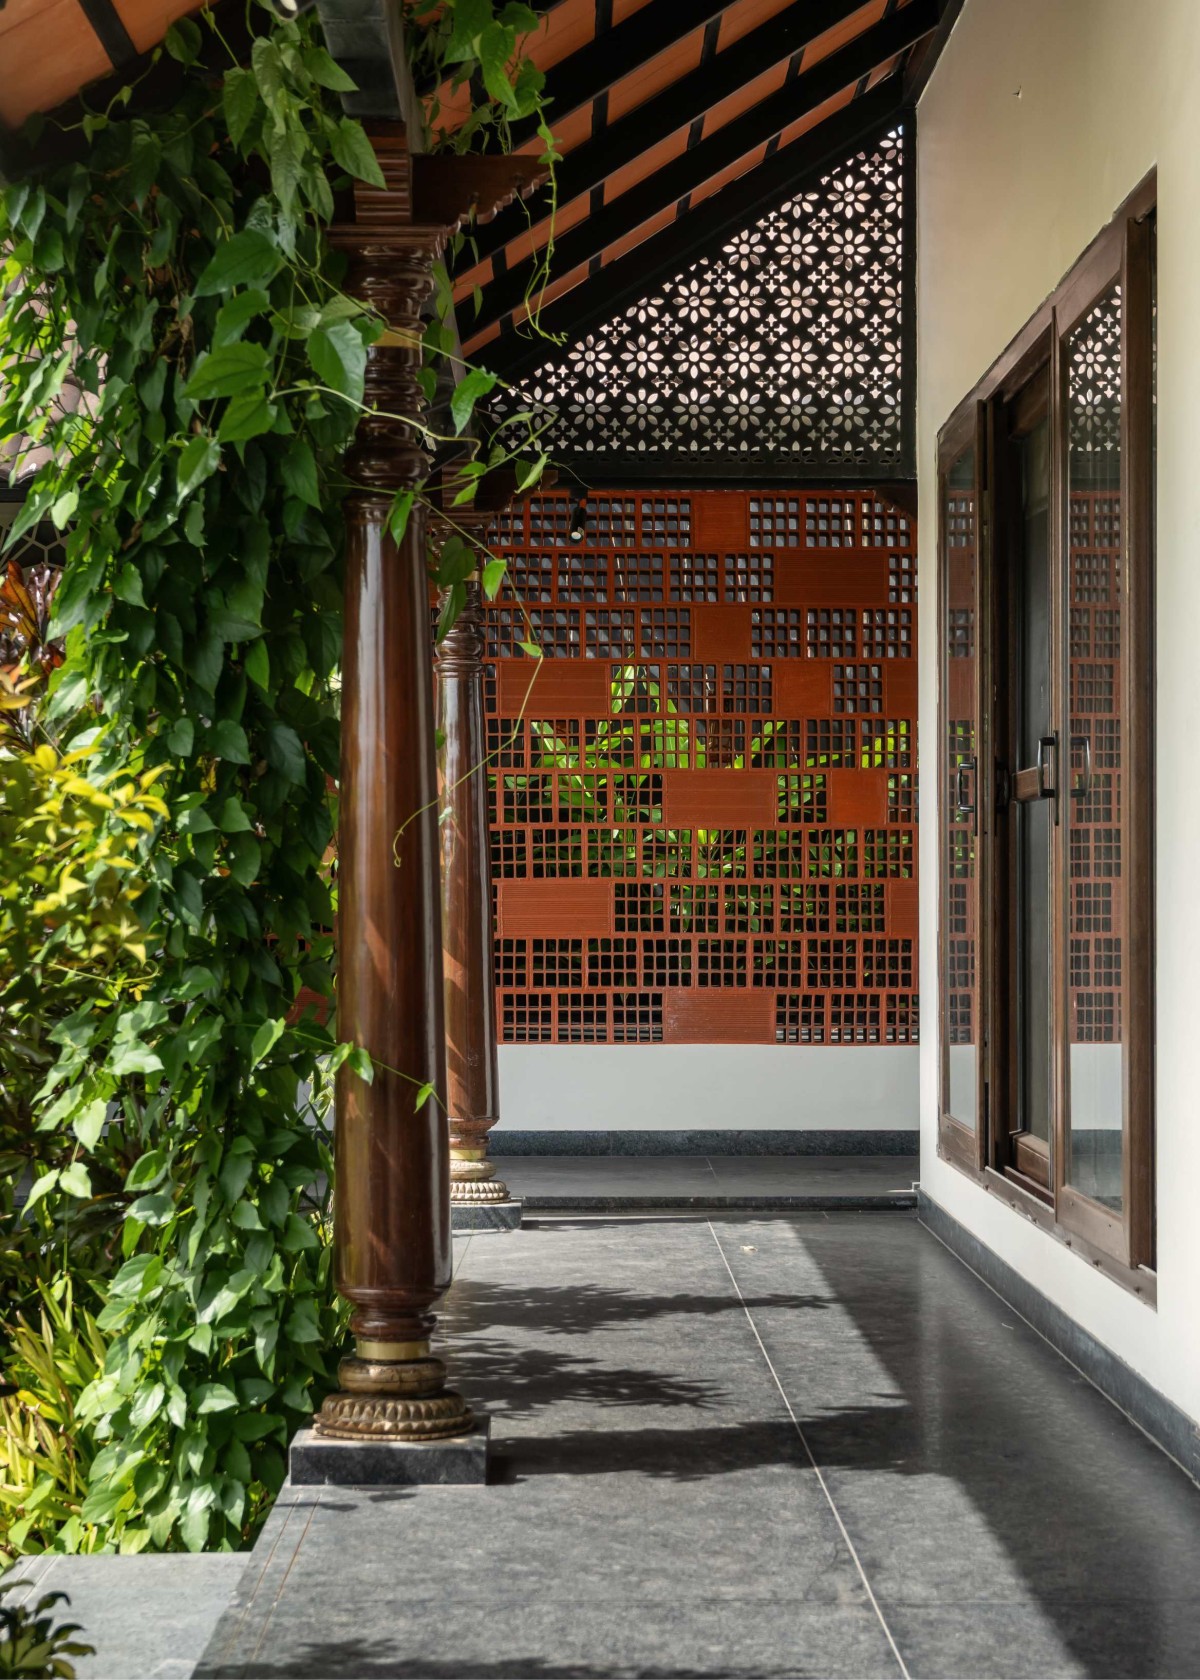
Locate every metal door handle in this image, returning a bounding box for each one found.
[1070,733,1093,800]
[1035,734,1057,800]
[955,755,977,819]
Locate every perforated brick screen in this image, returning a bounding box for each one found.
[1068,488,1124,1045]
[484,490,918,1046]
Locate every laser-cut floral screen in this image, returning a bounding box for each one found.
[484,488,918,1046]
[498,128,907,471]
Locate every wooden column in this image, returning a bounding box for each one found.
[432,482,516,1207]
[316,129,543,1441]
[317,127,469,1442]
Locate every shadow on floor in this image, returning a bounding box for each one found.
[232,1645,775,1680]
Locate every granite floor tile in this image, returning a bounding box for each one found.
[202,1596,903,1679]
[194,1213,1200,1680]
[9,1556,248,1680]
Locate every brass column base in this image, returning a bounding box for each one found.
[315,1349,474,1442]
[450,1143,509,1204]
[450,1177,511,1204]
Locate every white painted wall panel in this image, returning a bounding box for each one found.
[497,1046,919,1132]
[918,0,1200,1422]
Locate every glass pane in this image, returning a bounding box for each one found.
[942,447,979,1128]
[1065,282,1124,1209]
[1016,418,1053,1151]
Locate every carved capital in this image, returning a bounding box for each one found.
[435,578,486,677]
[413,153,550,229]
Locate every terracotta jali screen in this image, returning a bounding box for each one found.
[484,489,918,1046]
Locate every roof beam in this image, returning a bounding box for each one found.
[469,0,936,333]
[466,0,873,269]
[474,81,906,387]
[903,0,969,102]
[506,0,731,150]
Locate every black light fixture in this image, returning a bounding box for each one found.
[568,496,587,541]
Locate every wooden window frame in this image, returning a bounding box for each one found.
[935,172,1156,1301]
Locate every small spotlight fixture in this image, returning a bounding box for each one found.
[568,497,587,542]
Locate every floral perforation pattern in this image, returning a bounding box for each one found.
[497,129,906,466]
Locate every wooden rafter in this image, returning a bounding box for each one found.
[473,80,906,387]
[466,0,878,271]
[468,0,936,337]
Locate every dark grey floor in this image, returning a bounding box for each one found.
[5,1556,246,1680]
[502,1153,919,1209]
[196,1214,1200,1680]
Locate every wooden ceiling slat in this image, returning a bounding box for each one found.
[0,0,110,125]
[504,0,730,150]
[468,0,935,332]
[466,79,904,378]
[603,20,707,125]
[802,0,890,69]
[465,0,870,273]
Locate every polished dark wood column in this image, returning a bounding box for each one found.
[317,127,469,1441]
[433,487,514,1208]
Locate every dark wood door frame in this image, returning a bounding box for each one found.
[935,170,1157,1297]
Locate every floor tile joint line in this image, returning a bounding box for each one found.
[706,1218,911,1680]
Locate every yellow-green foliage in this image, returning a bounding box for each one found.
[0,1281,116,1561]
[0,742,163,1242]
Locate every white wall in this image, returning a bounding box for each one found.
[497,1045,919,1131]
[918,0,1200,1422]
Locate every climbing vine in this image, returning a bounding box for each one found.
[0,0,556,1553]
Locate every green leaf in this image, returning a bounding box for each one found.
[479,21,521,113]
[218,391,277,443]
[302,44,358,91]
[264,721,305,783]
[130,1382,166,1427]
[195,230,282,297]
[387,490,414,545]
[281,438,321,508]
[184,342,270,402]
[267,122,306,217]
[22,1169,60,1214]
[232,1411,283,1442]
[59,1161,92,1198]
[126,1149,168,1192]
[167,716,195,756]
[194,1382,239,1414]
[443,0,493,62]
[216,796,253,833]
[177,434,221,498]
[227,831,261,886]
[244,640,270,690]
[188,632,224,693]
[73,1098,108,1151]
[110,1040,165,1076]
[328,118,386,189]
[165,17,202,62]
[180,1497,211,1553]
[436,535,475,588]
[127,1190,175,1226]
[450,368,498,436]
[210,719,251,764]
[223,67,260,149]
[516,452,548,492]
[414,1082,435,1112]
[482,558,506,599]
[309,322,367,404]
[114,561,147,607]
[213,288,271,348]
[250,1018,285,1069]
